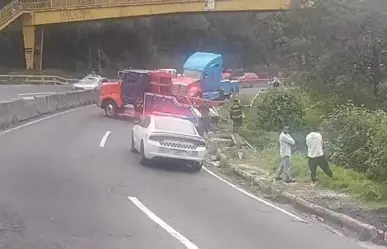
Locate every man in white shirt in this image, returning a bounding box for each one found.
[306,127,333,185]
[276,126,296,183]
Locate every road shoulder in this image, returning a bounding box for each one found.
[205,131,387,246]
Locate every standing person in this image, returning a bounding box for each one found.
[133,97,143,120]
[276,126,296,183]
[306,127,334,186]
[271,77,281,88]
[229,98,243,132]
[199,102,211,136]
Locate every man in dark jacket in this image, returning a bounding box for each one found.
[229,98,243,132]
[271,77,281,88]
[199,102,211,136]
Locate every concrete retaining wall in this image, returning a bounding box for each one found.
[0,90,97,129]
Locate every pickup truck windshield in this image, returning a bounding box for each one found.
[183,69,202,80]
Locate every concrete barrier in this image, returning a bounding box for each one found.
[0,90,97,129]
[0,101,17,129]
[64,91,84,108]
[56,92,68,110]
[46,94,60,112]
[34,96,51,115]
[79,90,99,105]
[11,98,40,122]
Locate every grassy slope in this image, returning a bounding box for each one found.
[222,92,387,206]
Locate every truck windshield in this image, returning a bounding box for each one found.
[183,69,202,80]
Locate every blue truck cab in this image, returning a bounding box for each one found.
[183,52,233,100]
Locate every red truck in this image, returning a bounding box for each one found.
[97,69,222,122]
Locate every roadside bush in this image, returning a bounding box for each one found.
[322,104,387,183]
[363,116,387,183]
[250,88,305,131]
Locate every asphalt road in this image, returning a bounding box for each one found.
[0,105,379,249]
[0,84,72,101]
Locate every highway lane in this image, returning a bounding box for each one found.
[0,84,72,101]
[0,106,375,249]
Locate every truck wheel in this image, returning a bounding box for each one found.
[226,90,233,100]
[230,89,234,99]
[218,89,225,101]
[190,162,202,172]
[104,101,117,117]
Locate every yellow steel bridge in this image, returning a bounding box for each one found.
[0,0,297,70]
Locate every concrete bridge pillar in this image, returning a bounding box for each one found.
[22,15,43,70]
[22,25,35,70]
[34,27,44,70]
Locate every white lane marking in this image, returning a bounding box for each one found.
[18,92,56,96]
[99,131,111,147]
[202,166,307,223]
[128,196,199,249]
[0,106,90,137]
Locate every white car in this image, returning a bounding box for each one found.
[131,115,206,171]
[71,74,109,91]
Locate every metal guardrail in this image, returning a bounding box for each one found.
[0,74,287,86]
[21,0,224,10]
[0,74,80,85]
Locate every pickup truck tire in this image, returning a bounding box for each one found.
[104,101,117,117]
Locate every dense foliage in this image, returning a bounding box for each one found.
[249,89,305,131]
[279,0,387,109]
[322,104,387,183]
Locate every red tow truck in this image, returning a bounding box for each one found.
[97,69,222,125]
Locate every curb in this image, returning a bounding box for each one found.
[231,165,380,242]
